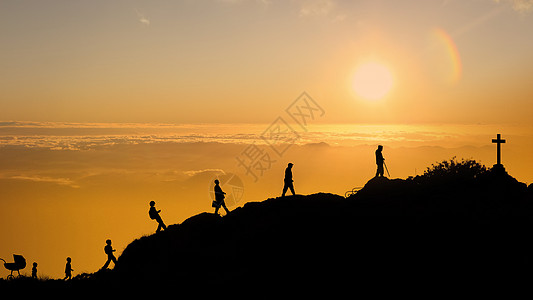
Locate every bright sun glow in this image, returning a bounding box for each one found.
[352,62,394,100]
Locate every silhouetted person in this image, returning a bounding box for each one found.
[149,200,167,233]
[101,239,117,270]
[213,179,230,216]
[64,257,73,280]
[375,145,385,177]
[282,163,295,196]
[31,262,37,279]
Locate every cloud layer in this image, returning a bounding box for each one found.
[0,122,529,150]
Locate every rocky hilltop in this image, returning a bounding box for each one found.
[113,167,533,286]
[3,163,532,293]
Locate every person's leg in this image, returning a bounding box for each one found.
[222,202,230,214]
[156,216,166,231]
[282,184,288,196]
[376,164,384,177]
[289,184,295,196]
[111,255,117,265]
[156,223,162,232]
[102,258,111,270]
[214,206,220,215]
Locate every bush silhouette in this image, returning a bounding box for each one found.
[413,157,488,185]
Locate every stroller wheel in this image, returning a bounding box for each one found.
[6,274,14,280]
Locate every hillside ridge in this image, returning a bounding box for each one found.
[108,170,533,283]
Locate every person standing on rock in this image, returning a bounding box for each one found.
[375,145,385,177]
[282,163,295,197]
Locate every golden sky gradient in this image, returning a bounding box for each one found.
[1,0,532,124]
[1,0,533,278]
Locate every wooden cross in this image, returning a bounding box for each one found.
[492,134,506,166]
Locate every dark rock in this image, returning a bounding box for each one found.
[112,172,533,285]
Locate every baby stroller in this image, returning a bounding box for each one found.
[1,254,26,279]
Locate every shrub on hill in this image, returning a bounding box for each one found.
[411,157,488,186]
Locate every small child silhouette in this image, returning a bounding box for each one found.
[149,200,167,233]
[31,262,37,279]
[64,257,73,280]
[101,239,117,270]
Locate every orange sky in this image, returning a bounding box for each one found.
[1,0,533,278]
[1,0,532,124]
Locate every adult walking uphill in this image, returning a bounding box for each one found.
[213,179,230,216]
[282,163,296,197]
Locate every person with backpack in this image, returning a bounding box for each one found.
[101,239,117,270]
[149,200,167,233]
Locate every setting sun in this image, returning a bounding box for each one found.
[352,62,394,100]
[1,0,533,286]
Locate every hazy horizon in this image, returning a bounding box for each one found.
[1,121,532,278]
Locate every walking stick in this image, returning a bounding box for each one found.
[384,161,391,177]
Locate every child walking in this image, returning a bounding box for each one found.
[149,200,167,233]
[64,257,73,280]
[101,239,117,270]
